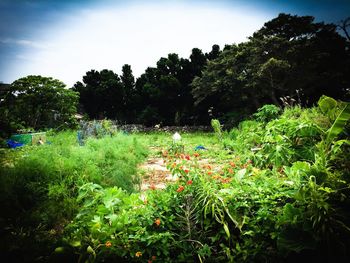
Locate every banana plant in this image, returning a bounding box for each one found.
[326,103,350,143]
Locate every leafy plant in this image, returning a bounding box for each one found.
[326,103,350,143]
[253,104,281,123]
[211,119,223,142]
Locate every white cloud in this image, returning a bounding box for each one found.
[0,37,49,49]
[3,2,272,87]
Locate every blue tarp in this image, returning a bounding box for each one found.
[6,139,24,149]
[195,145,206,151]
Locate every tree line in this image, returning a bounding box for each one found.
[73,13,350,126]
[1,13,349,135]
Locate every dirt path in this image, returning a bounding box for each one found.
[139,153,217,191]
[139,157,178,190]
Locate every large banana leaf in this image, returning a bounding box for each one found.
[326,103,350,143]
[318,95,337,117]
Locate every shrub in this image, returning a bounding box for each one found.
[253,104,281,122]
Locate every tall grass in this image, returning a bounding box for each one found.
[0,131,148,261]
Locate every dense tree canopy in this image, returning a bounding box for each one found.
[0,75,78,133]
[191,13,350,124]
[73,47,219,125]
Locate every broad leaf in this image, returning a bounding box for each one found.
[326,103,350,143]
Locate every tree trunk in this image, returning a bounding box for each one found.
[269,88,280,105]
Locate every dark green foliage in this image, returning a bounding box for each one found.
[191,13,350,122]
[253,104,281,122]
[73,46,219,126]
[73,69,125,120]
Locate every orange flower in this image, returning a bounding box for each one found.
[184,169,189,174]
[207,165,212,170]
[228,168,233,174]
[193,152,200,157]
[185,155,190,160]
[187,180,193,185]
[180,154,185,159]
[135,251,142,257]
[105,241,112,248]
[154,218,161,226]
[221,178,232,184]
[229,162,236,168]
[176,185,185,192]
[207,171,213,175]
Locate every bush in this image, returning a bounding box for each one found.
[253,104,281,122]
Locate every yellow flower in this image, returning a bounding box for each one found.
[135,251,142,257]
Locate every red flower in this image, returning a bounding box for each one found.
[207,171,213,175]
[176,185,185,192]
[185,155,190,160]
[221,178,232,183]
[184,169,189,174]
[187,180,193,185]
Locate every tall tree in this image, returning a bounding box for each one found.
[192,13,350,124]
[74,69,124,120]
[121,64,136,122]
[206,44,221,60]
[0,75,78,132]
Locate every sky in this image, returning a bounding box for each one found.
[0,0,349,87]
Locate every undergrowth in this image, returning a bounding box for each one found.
[0,95,349,262]
[0,132,148,262]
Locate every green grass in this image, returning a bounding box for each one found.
[0,131,149,262]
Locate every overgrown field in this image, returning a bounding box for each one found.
[0,96,349,262]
